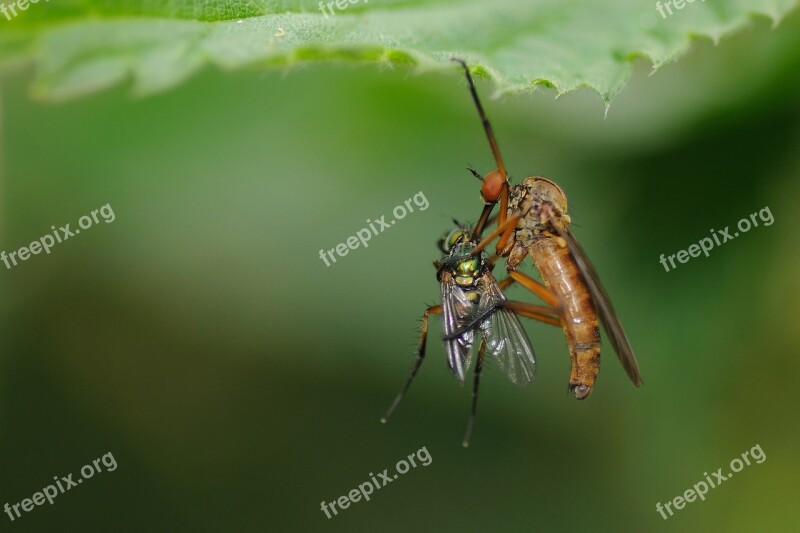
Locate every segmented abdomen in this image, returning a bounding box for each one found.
[530,237,600,399]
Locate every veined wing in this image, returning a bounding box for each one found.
[551,220,643,387]
[477,277,537,386]
[439,271,478,384]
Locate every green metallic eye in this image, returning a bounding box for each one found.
[444,229,469,252]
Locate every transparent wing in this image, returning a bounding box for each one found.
[479,280,537,386]
[440,272,477,383]
[551,221,643,387]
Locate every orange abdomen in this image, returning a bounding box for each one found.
[530,237,600,399]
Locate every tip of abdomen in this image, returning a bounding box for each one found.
[570,383,592,400]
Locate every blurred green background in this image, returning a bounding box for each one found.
[1,10,799,533]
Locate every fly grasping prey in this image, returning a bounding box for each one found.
[452,58,643,399]
[381,225,561,447]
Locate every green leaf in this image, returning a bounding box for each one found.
[0,0,796,103]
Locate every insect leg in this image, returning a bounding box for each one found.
[501,301,561,327]
[471,203,496,242]
[381,305,442,423]
[451,59,507,181]
[497,277,514,291]
[498,181,509,227]
[471,215,519,255]
[494,201,515,254]
[462,338,487,448]
[472,181,511,241]
[507,270,561,309]
[452,58,511,236]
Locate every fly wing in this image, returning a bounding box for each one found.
[478,277,537,386]
[550,221,643,387]
[440,271,477,383]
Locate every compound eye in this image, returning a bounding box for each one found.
[444,229,469,251]
[481,170,505,202]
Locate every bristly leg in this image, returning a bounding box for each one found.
[381,305,441,423]
[462,339,487,448]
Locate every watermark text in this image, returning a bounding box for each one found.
[656,0,706,19]
[4,452,118,522]
[659,206,773,272]
[655,444,765,520]
[320,445,432,518]
[1,0,50,22]
[319,191,429,268]
[319,0,367,18]
[1,203,116,272]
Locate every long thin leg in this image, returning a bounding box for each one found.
[462,338,487,448]
[471,205,500,243]
[502,277,562,326]
[494,196,515,252]
[497,277,514,291]
[444,276,556,341]
[471,215,519,255]
[507,270,560,308]
[481,180,510,231]
[446,297,560,340]
[381,305,441,423]
[501,301,561,327]
[498,181,509,227]
[451,59,507,181]
[471,203,495,242]
[452,59,512,237]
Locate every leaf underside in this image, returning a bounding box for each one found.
[0,0,796,103]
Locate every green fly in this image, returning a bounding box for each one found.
[382,225,561,446]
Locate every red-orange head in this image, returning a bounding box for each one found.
[481,170,506,203]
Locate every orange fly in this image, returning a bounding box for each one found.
[452,59,643,399]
